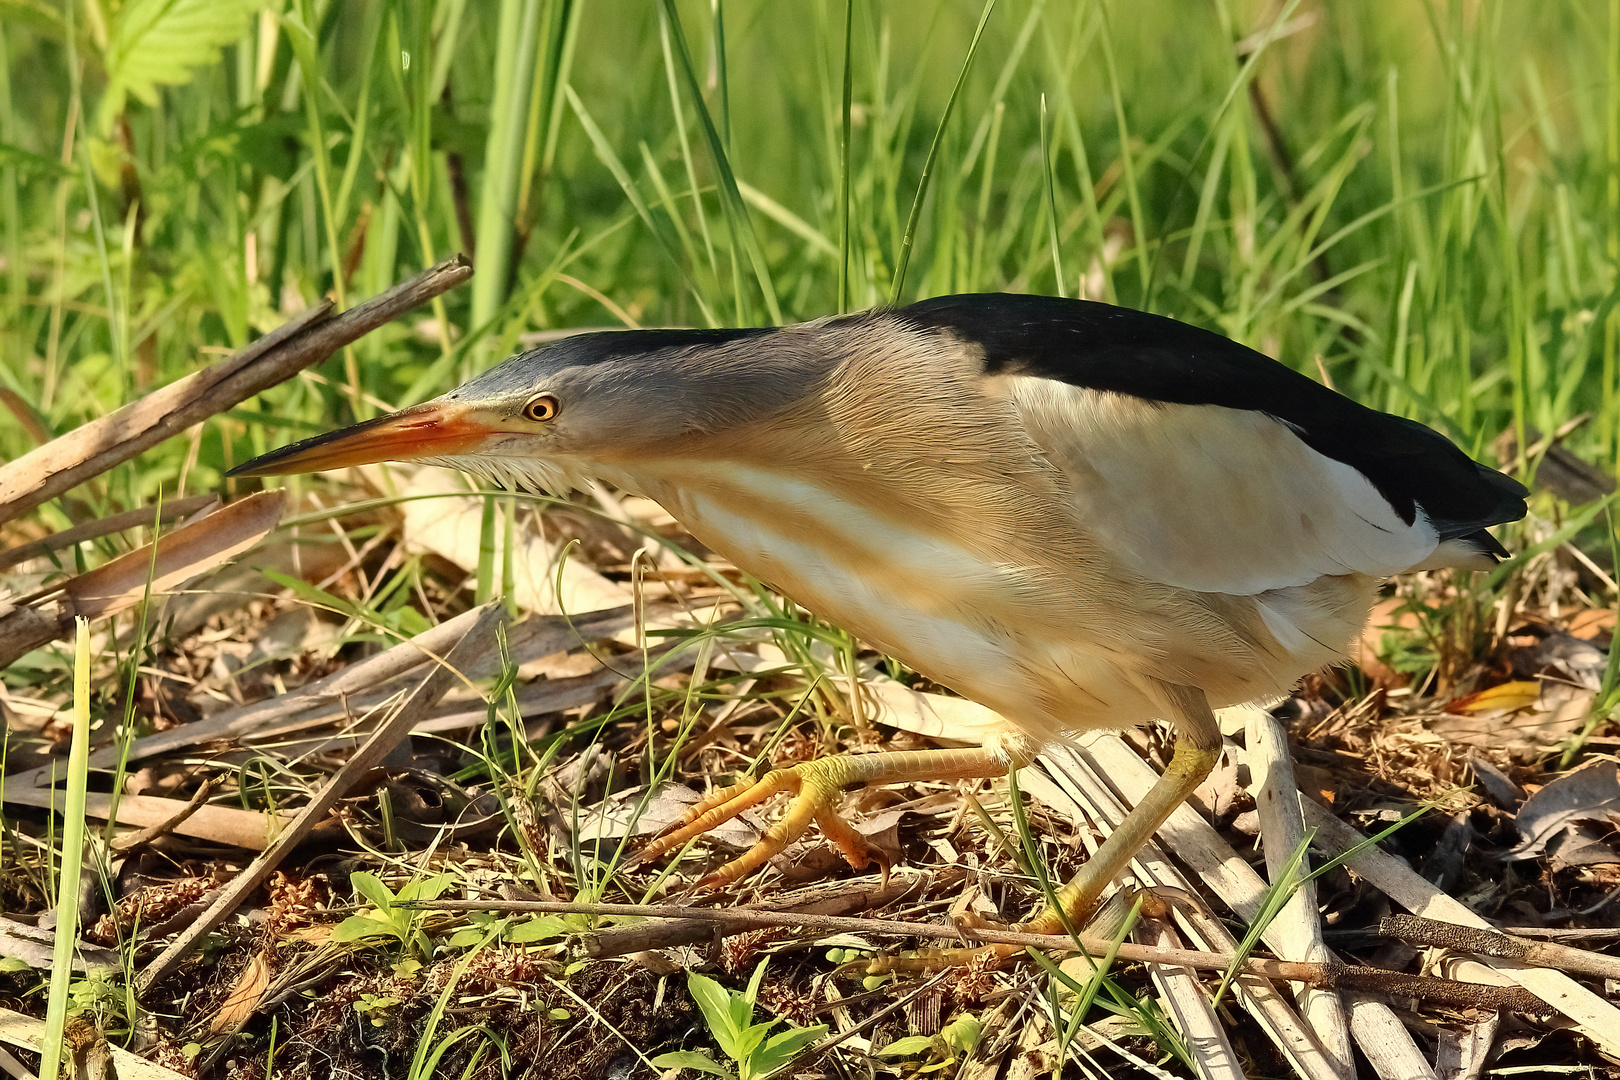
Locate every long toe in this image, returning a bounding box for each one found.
[635,747,1013,888]
[634,757,891,889]
[634,770,795,867]
[694,758,871,888]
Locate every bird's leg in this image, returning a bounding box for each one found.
[1018,682,1220,935]
[636,747,1016,889]
[869,682,1221,973]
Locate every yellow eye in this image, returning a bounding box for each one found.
[523,394,560,423]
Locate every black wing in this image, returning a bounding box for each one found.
[898,293,1527,555]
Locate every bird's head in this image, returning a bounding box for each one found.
[229,325,826,491]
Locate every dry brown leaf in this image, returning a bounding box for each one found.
[1356,595,1421,688]
[831,676,1005,744]
[0,494,218,573]
[2,604,643,801]
[1567,607,1616,642]
[1429,681,1593,753]
[576,783,762,849]
[1506,761,1620,861]
[64,490,285,618]
[0,789,291,850]
[290,925,335,945]
[209,948,274,1034]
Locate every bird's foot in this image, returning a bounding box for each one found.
[636,747,1014,888]
[635,756,891,889]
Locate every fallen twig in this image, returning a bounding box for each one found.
[1302,799,1620,1053]
[411,898,1552,1014]
[0,492,285,667]
[0,789,292,851]
[108,780,218,854]
[583,867,962,956]
[0,494,218,572]
[0,255,472,528]
[1379,914,1620,982]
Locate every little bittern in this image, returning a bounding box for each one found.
[234,293,1526,948]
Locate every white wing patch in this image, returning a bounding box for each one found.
[1005,377,1440,594]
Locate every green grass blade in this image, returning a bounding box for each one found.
[1095,4,1149,301]
[889,0,996,305]
[470,0,546,335]
[286,4,344,307]
[658,6,721,295]
[39,617,93,1080]
[1041,7,1110,301]
[737,179,837,259]
[514,0,582,237]
[0,22,22,329]
[330,1,383,233]
[565,84,718,326]
[838,0,854,312]
[1040,94,1064,297]
[1211,832,1313,1008]
[658,0,781,325]
[639,141,713,292]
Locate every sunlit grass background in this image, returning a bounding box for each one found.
[4,3,1620,1072]
[4,0,1619,503]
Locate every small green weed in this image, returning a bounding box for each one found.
[874,1013,983,1073]
[352,991,405,1028]
[332,870,454,962]
[651,961,826,1080]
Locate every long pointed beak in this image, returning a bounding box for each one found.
[228,402,498,477]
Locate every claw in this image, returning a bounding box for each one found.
[812,805,890,885]
[634,773,769,868]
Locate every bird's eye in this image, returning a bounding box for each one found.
[523,394,560,423]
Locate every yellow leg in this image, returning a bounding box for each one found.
[641,680,1222,973]
[871,681,1222,972]
[636,747,1016,888]
[1019,681,1220,933]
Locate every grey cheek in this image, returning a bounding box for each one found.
[480,432,535,455]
